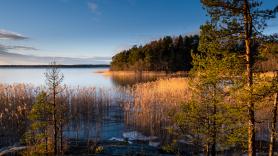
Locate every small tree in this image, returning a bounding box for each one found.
[45,61,64,155]
[172,24,246,155]
[25,91,51,154]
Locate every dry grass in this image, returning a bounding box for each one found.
[255,71,277,78]
[124,78,191,139]
[0,84,37,145]
[0,84,116,146]
[122,76,276,144]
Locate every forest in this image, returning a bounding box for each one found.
[111,35,199,71]
[111,34,278,73]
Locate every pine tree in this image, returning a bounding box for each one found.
[25,91,51,154]
[195,24,244,155]
[45,61,64,155]
[172,24,246,155]
[200,1,278,155]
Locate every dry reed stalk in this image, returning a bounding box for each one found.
[124,78,191,139]
[0,84,117,146]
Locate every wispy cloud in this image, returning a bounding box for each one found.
[88,1,101,15]
[0,43,110,65]
[0,29,37,55]
[0,44,38,51]
[0,29,28,40]
[0,50,111,65]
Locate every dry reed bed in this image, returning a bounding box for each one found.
[0,84,37,145]
[123,76,276,144]
[64,87,117,141]
[0,84,117,146]
[124,78,191,139]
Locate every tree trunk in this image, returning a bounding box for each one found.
[243,0,255,155]
[211,103,217,156]
[43,102,48,153]
[205,101,210,156]
[269,93,278,156]
[60,123,63,155]
[211,86,217,156]
[205,143,210,156]
[246,37,255,156]
[53,88,58,155]
[45,133,48,153]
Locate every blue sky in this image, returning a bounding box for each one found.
[0,0,277,63]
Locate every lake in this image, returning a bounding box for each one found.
[0,67,124,145]
[0,67,161,146]
[0,67,113,88]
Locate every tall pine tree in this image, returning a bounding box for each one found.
[201,1,278,155]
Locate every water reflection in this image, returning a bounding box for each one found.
[109,71,187,87]
[0,68,187,88]
[110,73,158,87]
[0,68,185,148]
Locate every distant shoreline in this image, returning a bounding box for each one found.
[0,64,110,68]
[95,69,188,76]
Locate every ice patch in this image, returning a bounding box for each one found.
[123,131,158,141]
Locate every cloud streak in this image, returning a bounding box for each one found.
[88,2,100,15]
[0,50,111,65]
[0,28,111,65]
[0,29,28,40]
[0,44,38,51]
[0,29,37,56]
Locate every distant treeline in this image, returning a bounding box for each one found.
[111,35,199,71]
[0,64,110,68]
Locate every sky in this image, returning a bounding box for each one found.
[0,0,277,64]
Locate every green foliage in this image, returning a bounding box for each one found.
[170,24,248,154]
[198,2,277,154]
[201,0,278,37]
[161,143,176,154]
[25,91,51,154]
[111,35,199,71]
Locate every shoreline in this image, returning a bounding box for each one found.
[95,70,188,76]
[0,64,110,68]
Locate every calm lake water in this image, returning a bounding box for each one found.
[0,67,169,148]
[0,67,113,88]
[0,67,154,145]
